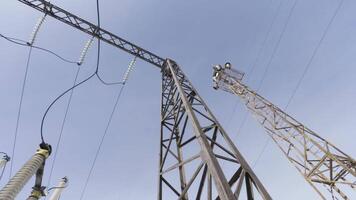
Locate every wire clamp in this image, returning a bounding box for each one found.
[37,143,52,158]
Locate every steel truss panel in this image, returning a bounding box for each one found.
[158,59,271,199]
[18,0,165,68]
[17,1,273,198]
[213,66,356,200]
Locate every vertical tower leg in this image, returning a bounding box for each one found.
[158,59,271,199]
[212,63,356,200]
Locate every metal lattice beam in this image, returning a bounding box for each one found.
[159,59,271,199]
[213,65,356,200]
[18,0,165,68]
[17,1,273,199]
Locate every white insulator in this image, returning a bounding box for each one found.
[77,36,95,65]
[0,150,47,200]
[48,177,68,200]
[28,14,47,45]
[122,57,137,83]
[0,158,7,169]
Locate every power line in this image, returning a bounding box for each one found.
[226,0,298,168]
[39,41,125,144]
[249,0,300,168]
[227,0,283,131]
[46,67,81,189]
[9,47,33,179]
[256,0,299,91]
[247,0,284,79]
[79,1,139,198]
[40,72,96,143]
[0,33,78,64]
[33,0,131,196]
[284,0,344,110]
[91,0,123,86]
[80,0,122,197]
[79,85,125,200]
[232,0,298,138]
[96,71,125,86]
[252,0,344,168]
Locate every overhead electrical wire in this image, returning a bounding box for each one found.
[79,0,136,198]
[247,0,299,168]
[226,0,283,131]
[90,0,124,86]
[218,0,299,168]
[78,56,136,199]
[7,14,52,180]
[1,20,126,146]
[45,67,81,190]
[40,72,96,143]
[39,37,125,144]
[237,0,297,135]
[35,0,136,197]
[9,46,33,179]
[44,38,130,192]
[252,0,344,168]
[45,32,129,190]
[79,85,125,200]
[255,0,299,92]
[283,0,344,110]
[232,0,298,139]
[246,0,284,81]
[0,33,78,65]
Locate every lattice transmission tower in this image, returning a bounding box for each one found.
[8,0,274,199]
[212,63,356,200]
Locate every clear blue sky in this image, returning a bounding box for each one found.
[0,0,355,199]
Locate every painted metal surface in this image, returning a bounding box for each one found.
[158,59,271,199]
[17,1,272,199]
[18,0,165,68]
[213,64,356,200]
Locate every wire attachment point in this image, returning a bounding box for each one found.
[39,143,52,157]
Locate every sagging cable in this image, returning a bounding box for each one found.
[122,57,137,84]
[77,36,95,65]
[28,14,47,46]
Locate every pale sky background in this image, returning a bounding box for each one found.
[0,0,355,199]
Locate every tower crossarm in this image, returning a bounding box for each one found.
[16,0,273,198]
[212,64,356,200]
[18,0,165,68]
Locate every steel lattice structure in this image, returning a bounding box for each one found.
[17,0,272,199]
[18,0,165,68]
[212,64,356,200]
[159,60,271,199]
